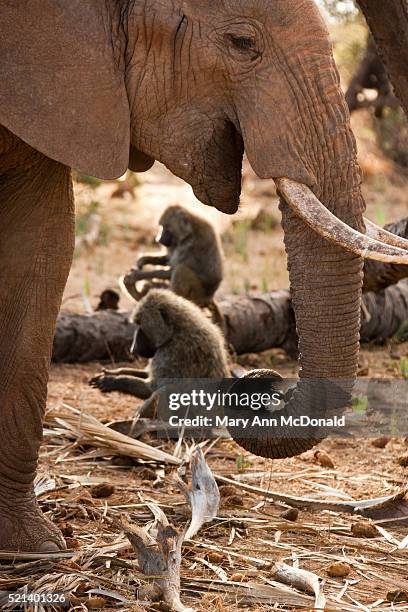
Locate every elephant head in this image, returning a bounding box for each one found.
[1,0,407,459]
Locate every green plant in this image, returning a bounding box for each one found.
[232,220,250,263]
[236,455,252,473]
[74,172,103,189]
[400,357,408,380]
[374,203,386,227]
[352,395,368,414]
[395,320,408,343]
[75,200,100,237]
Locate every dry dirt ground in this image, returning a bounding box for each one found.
[3,111,408,611]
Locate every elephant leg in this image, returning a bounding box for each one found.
[0,134,74,552]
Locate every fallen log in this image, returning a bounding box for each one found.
[53,280,408,362]
[53,217,408,362]
[363,217,408,292]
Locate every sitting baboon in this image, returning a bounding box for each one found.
[122,205,225,327]
[96,289,120,311]
[90,289,229,414]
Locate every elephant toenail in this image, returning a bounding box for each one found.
[39,539,66,553]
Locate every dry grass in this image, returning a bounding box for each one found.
[1,397,407,610]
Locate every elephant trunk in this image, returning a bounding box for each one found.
[231,63,367,458]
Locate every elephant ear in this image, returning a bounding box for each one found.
[0,0,129,179]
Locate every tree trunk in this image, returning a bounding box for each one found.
[52,280,408,363]
[363,217,408,292]
[357,0,408,117]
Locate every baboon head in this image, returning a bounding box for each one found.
[96,289,120,311]
[131,290,175,358]
[157,205,194,248]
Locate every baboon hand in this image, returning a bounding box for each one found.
[124,268,144,284]
[89,373,118,393]
[137,256,149,270]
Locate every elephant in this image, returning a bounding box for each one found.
[1,0,408,553]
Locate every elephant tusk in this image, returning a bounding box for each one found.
[364,218,408,252]
[275,177,408,264]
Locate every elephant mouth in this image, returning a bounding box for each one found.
[188,119,244,215]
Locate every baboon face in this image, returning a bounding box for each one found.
[133,294,174,357]
[157,206,193,248]
[96,289,120,311]
[131,327,157,359]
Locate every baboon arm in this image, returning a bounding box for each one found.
[139,269,172,280]
[112,376,152,399]
[138,254,170,268]
[104,367,149,378]
[127,268,172,282]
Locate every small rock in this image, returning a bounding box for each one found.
[327,561,351,578]
[386,590,408,603]
[280,508,299,522]
[371,437,391,449]
[90,483,115,498]
[351,521,377,539]
[398,455,408,467]
[206,551,224,564]
[230,573,246,582]
[314,450,335,469]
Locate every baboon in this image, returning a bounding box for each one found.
[346,36,397,118]
[122,205,225,328]
[89,289,229,414]
[96,289,120,311]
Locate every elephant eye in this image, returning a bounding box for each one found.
[227,34,256,51]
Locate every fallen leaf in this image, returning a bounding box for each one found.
[85,596,107,609]
[386,590,408,603]
[206,551,225,564]
[398,455,408,467]
[280,508,299,522]
[371,437,391,449]
[314,450,335,469]
[351,521,377,538]
[327,561,351,578]
[90,483,115,498]
[58,521,74,537]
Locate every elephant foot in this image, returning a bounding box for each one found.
[0,496,66,552]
